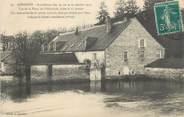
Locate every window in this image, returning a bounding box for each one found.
[158,50,164,59]
[123,51,128,62]
[138,39,146,62]
[139,39,146,49]
[56,41,66,51]
[139,50,144,62]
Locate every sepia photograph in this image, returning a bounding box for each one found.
[0,0,184,117]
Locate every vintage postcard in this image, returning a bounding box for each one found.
[0,0,184,117]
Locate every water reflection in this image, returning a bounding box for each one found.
[1,78,184,116]
[1,79,184,101]
[1,79,90,102]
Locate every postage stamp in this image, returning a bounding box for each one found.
[154,1,183,35]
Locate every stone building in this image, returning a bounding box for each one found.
[42,17,170,79]
[1,16,183,79]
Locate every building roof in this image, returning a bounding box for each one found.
[51,20,130,52]
[30,53,79,65]
[51,14,184,55]
[145,58,184,68]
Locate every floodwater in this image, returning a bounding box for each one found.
[0,78,184,117]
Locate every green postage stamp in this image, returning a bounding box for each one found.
[154,1,183,35]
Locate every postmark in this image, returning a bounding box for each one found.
[154,1,183,35]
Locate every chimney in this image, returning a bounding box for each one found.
[124,17,127,22]
[105,16,112,33]
[75,27,79,35]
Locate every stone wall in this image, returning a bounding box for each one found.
[31,65,89,82]
[105,18,165,76]
[145,68,184,79]
[31,65,48,81]
[52,65,88,80]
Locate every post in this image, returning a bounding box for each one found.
[25,65,31,95]
[101,66,106,91]
[47,64,52,80]
[47,64,53,91]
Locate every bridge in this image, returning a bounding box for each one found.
[29,52,81,79]
[1,51,104,94]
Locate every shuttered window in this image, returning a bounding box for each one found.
[158,50,164,59]
[123,51,128,62]
[138,39,146,49]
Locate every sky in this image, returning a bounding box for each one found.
[0,0,183,35]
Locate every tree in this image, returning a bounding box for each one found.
[44,29,59,43]
[125,0,139,18]
[143,0,168,10]
[31,31,45,45]
[12,32,43,94]
[12,32,41,75]
[114,0,126,17]
[96,1,109,24]
[142,0,171,21]
[0,34,14,51]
